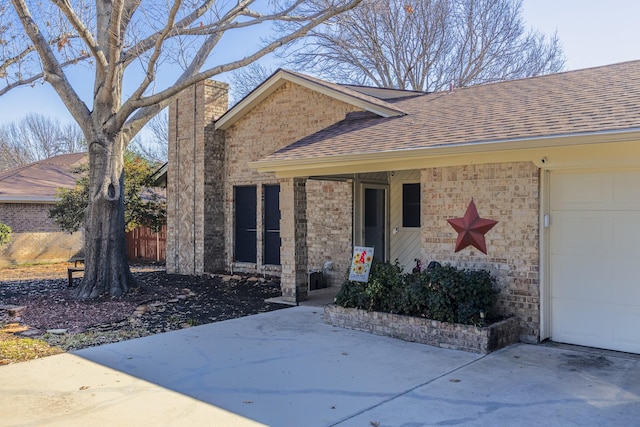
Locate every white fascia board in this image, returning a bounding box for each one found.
[251,128,640,177]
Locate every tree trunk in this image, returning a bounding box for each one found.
[72,138,135,299]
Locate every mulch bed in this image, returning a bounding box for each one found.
[0,263,288,353]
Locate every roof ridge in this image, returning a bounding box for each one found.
[0,152,87,183]
[441,59,640,94]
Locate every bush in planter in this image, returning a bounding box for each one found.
[417,265,497,324]
[335,260,498,326]
[335,260,405,313]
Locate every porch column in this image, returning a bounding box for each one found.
[280,178,308,302]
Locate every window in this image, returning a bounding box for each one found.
[402,183,420,228]
[234,186,257,263]
[263,185,281,265]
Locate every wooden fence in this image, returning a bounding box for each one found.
[125,225,166,262]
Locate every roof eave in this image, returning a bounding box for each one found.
[251,128,640,177]
[0,196,58,203]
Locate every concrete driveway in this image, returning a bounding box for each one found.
[1,306,639,426]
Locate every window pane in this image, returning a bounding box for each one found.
[402,183,420,228]
[234,186,257,263]
[263,185,281,265]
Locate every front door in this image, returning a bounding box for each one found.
[363,186,387,261]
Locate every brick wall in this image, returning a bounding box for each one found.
[169,79,361,300]
[0,203,83,266]
[306,180,353,287]
[325,305,521,354]
[421,162,540,343]
[166,80,228,274]
[220,82,361,300]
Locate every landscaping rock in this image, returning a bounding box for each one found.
[0,266,286,353]
[0,305,27,318]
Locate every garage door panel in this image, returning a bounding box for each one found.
[613,215,640,250]
[550,170,640,353]
[612,307,640,353]
[551,298,611,346]
[550,213,610,255]
[613,172,640,208]
[610,261,640,303]
[550,255,612,299]
[553,299,640,353]
[551,173,611,209]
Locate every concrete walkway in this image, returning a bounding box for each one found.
[1,306,639,426]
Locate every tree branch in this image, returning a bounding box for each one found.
[10,0,90,126]
[50,0,108,70]
[118,0,363,129]
[127,0,183,103]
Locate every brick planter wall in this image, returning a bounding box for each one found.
[324,305,520,354]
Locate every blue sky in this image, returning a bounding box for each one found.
[1,0,639,126]
[522,0,640,70]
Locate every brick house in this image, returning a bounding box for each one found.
[166,61,640,353]
[0,153,86,266]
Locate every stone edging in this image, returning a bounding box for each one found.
[324,304,520,354]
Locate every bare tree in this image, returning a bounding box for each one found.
[0,2,81,96]
[0,113,85,170]
[229,62,275,104]
[3,0,362,298]
[129,109,169,163]
[282,0,565,91]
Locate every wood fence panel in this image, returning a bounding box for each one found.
[126,225,166,262]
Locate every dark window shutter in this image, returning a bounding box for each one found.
[402,183,420,228]
[263,185,281,265]
[234,186,257,263]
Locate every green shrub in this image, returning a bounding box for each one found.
[0,223,11,246]
[335,260,404,312]
[335,261,498,326]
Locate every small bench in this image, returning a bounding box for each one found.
[67,257,85,287]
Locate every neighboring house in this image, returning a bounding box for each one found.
[166,61,640,354]
[0,153,167,266]
[0,153,86,267]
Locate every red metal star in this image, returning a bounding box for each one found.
[447,200,498,254]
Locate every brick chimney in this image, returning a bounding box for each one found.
[166,80,228,275]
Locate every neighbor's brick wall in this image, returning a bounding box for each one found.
[0,203,83,266]
[421,162,540,343]
[306,180,353,288]
[0,203,60,232]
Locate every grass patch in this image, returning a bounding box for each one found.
[40,328,151,351]
[0,326,151,364]
[0,332,64,365]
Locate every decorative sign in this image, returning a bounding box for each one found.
[447,199,498,254]
[349,246,374,282]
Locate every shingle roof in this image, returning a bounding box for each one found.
[0,153,87,202]
[259,60,640,163]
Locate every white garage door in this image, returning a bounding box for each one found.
[550,170,640,353]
